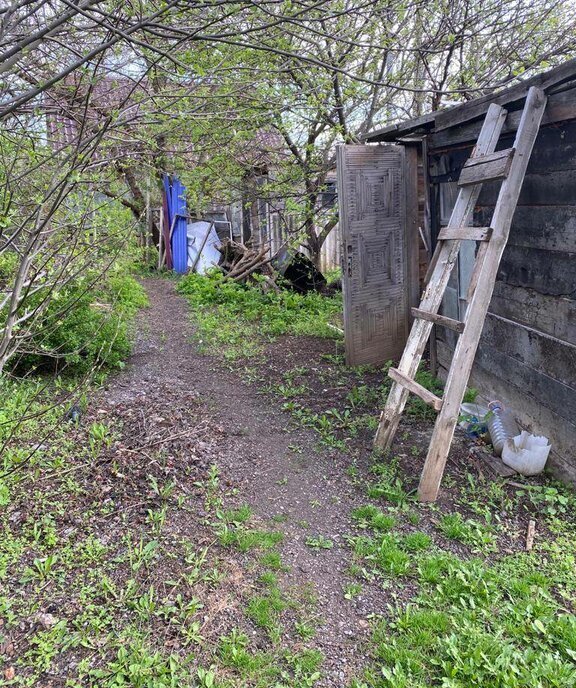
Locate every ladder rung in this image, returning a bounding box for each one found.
[411,307,465,333]
[388,368,443,411]
[437,226,493,242]
[458,147,515,186]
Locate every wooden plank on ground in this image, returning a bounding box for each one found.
[469,445,518,477]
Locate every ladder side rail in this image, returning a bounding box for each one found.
[374,103,508,449]
[418,86,547,501]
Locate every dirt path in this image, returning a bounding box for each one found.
[8,277,567,688]
[101,277,383,685]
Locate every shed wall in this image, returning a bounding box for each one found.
[428,114,576,482]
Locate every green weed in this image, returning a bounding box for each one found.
[352,505,396,531]
[305,535,334,549]
[438,512,496,551]
[219,528,283,552]
[177,271,342,360]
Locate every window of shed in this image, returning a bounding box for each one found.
[439,182,458,225]
[438,181,475,320]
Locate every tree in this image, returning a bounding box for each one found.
[1,0,575,373]
[185,0,576,267]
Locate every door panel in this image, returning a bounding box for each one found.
[337,144,409,365]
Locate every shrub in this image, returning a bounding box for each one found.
[6,271,148,374]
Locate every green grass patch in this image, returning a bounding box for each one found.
[352,505,397,531]
[177,271,342,359]
[361,551,576,687]
[246,588,287,630]
[438,512,496,551]
[218,527,284,553]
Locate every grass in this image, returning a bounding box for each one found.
[0,358,322,686]
[177,271,342,360]
[219,527,284,552]
[348,451,576,688]
[5,271,576,688]
[360,549,576,688]
[176,276,576,688]
[352,505,397,532]
[438,511,497,551]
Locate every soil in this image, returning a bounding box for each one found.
[109,278,390,685]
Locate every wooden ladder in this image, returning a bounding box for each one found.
[374,86,547,502]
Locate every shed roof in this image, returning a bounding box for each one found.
[364,58,576,143]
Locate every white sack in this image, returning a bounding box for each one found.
[502,431,551,476]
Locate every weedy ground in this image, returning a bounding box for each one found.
[1,274,575,688]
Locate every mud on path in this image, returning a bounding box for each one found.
[103,276,390,686]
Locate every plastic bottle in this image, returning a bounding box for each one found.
[487,401,520,456]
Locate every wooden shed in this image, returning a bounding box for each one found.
[345,59,576,483]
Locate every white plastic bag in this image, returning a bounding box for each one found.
[502,431,551,476]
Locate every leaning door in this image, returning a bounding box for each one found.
[337,144,410,365]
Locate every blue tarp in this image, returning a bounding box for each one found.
[163,175,188,274]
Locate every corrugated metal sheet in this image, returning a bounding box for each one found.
[163,175,188,274]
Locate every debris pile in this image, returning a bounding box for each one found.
[218,238,275,282]
[216,239,327,293]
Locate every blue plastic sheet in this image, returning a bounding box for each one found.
[163,174,188,274]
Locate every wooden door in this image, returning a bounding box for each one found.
[337,144,411,365]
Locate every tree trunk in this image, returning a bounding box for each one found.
[116,163,160,247]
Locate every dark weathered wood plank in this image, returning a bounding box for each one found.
[411,307,465,333]
[365,62,576,144]
[498,245,576,296]
[458,148,515,186]
[429,118,576,180]
[434,60,576,131]
[388,367,443,410]
[429,86,576,148]
[478,168,576,206]
[476,206,576,253]
[490,281,576,343]
[480,313,576,386]
[405,144,421,313]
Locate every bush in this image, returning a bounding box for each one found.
[6,271,148,374]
